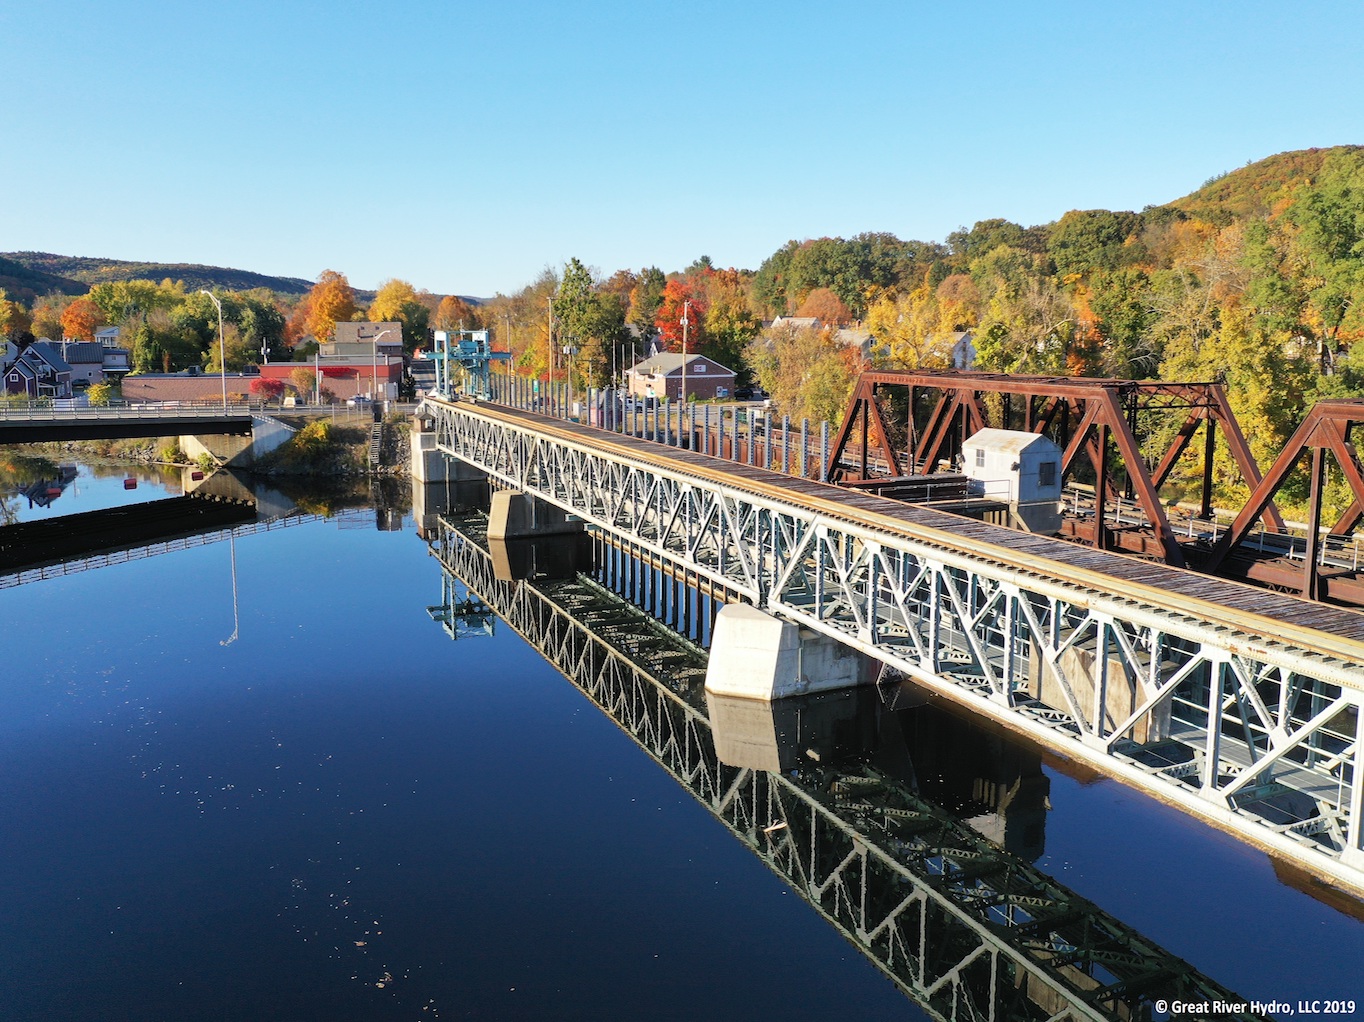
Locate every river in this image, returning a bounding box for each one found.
[0,461,1360,1021]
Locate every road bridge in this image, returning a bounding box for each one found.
[418,394,1364,897]
[427,510,1261,1022]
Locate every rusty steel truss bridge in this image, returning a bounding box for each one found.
[417,394,1364,899]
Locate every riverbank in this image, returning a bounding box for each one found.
[8,413,413,480]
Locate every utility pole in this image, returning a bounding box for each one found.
[680,299,690,405]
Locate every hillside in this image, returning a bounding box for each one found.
[0,255,86,302]
[1163,145,1364,225]
[0,251,315,295]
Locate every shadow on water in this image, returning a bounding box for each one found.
[0,467,418,584]
[425,506,1265,1022]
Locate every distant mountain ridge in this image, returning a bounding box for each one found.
[1,251,315,296]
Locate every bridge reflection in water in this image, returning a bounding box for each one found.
[424,504,1259,1022]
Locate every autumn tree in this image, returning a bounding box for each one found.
[304,270,356,343]
[745,324,860,425]
[434,295,478,332]
[0,290,32,340]
[29,295,71,341]
[60,297,104,341]
[655,278,705,352]
[368,278,430,352]
[249,377,286,402]
[795,287,853,326]
[291,366,318,402]
[699,268,759,372]
[865,284,953,370]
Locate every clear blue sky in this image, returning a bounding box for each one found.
[3,1,1361,298]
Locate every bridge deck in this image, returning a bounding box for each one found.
[464,400,1364,655]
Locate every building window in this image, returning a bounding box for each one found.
[1038,461,1057,486]
[695,363,706,373]
[975,449,986,468]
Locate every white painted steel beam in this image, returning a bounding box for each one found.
[425,397,1364,896]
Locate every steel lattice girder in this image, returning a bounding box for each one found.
[426,399,1364,894]
[429,514,1261,1022]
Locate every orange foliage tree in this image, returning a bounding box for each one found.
[795,287,853,326]
[59,297,104,341]
[434,295,478,332]
[303,270,357,342]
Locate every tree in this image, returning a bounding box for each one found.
[627,267,666,347]
[60,297,104,341]
[249,377,286,403]
[795,287,853,326]
[86,382,113,407]
[0,290,31,340]
[369,278,431,352]
[304,270,356,342]
[434,295,478,332]
[655,278,705,352]
[291,366,318,402]
[29,295,71,341]
[699,268,759,373]
[745,323,860,426]
[864,284,953,370]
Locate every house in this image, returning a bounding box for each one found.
[949,331,975,370]
[94,326,131,377]
[61,341,107,388]
[332,321,404,354]
[624,353,736,401]
[833,327,875,359]
[770,316,822,332]
[4,342,74,398]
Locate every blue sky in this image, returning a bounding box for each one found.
[3,1,1361,298]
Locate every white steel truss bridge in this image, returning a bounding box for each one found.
[419,396,1364,897]
[428,511,1261,1022]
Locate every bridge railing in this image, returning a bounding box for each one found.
[423,394,1364,896]
[0,401,254,419]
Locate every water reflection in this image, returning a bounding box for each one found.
[427,511,1259,1022]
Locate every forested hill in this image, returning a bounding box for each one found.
[1164,145,1364,224]
[0,255,86,303]
[0,252,314,296]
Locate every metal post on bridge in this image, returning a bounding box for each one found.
[703,404,710,456]
[717,406,725,461]
[762,413,772,469]
[820,421,829,482]
[800,418,808,479]
[747,410,756,466]
[782,415,791,476]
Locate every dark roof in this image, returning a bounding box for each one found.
[63,341,105,364]
[25,342,73,373]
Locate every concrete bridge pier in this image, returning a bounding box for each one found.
[486,491,583,541]
[704,603,866,701]
[178,416,294,469]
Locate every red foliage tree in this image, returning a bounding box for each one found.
[654,279,706,351]
[249,377,286,401]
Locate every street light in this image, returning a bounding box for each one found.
[199,289,228,410]
[370,327,394,404]
[547,296,556,411]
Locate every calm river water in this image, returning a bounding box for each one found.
[1,464,1360,1021]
